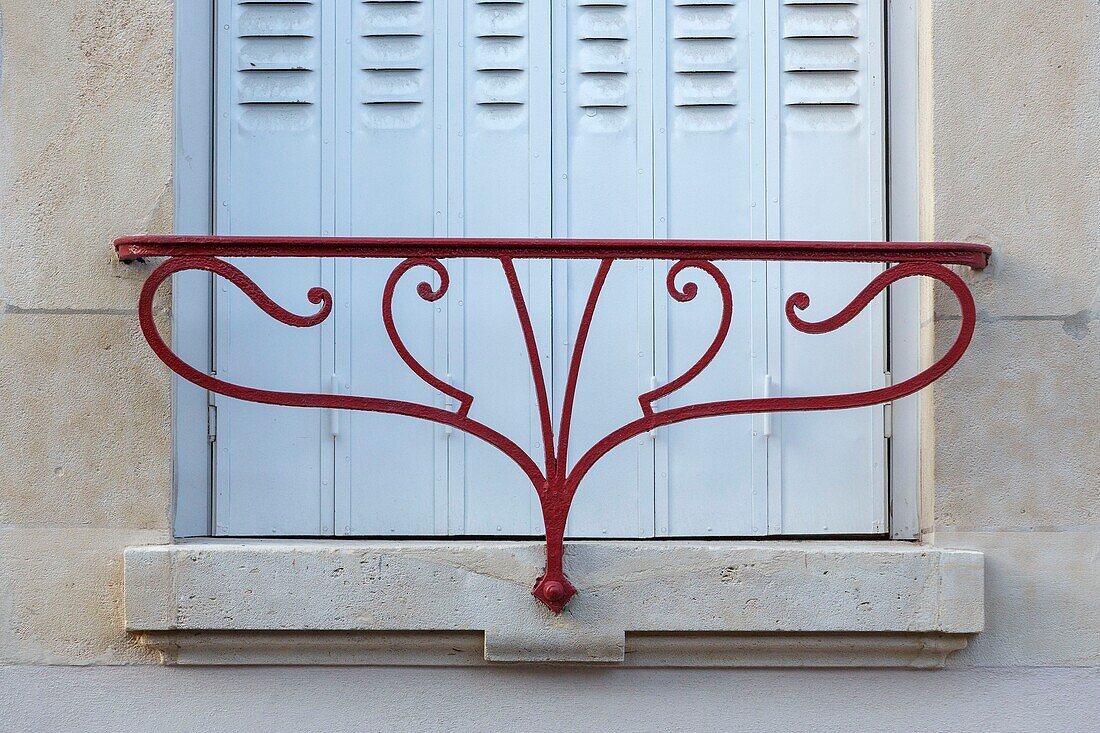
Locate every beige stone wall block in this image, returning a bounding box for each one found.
[939,530,1100,667]
[930,1,1100,320]
[0,313,172,529]
[0,528,166,664]
[0,0,174,311]
[934,320,1100,531]
[931,0,1100,309]
[929,0,1100,675]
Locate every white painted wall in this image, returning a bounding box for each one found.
[3,666,1099,733]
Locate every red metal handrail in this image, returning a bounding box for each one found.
[116,235,991,269]
[115,236,988,613]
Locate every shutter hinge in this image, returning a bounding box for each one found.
[207,402,217,443]
[883,371,893,439]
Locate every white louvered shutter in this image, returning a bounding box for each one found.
[214,0,335,535]
[210,0,887,538]
[338,0,556,536]
[765,0,887,534]
[549,0,657,537]
[337,0,447,535]
[447,0,555,537]
[653,0,767,537]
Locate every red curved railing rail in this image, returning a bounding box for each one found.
[115,236,990,613]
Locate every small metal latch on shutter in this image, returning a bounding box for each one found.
[207,388,217,443]
[883,371,893,438]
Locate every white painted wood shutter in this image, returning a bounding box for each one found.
[654,0,767,537]
[765,0,887,534]
[211,0,886,538]
[337,0,450,536]
[214,0,335,535]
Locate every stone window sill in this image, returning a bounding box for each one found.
[124,540,983,667]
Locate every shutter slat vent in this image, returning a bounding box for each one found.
[671,1,737,131]
[359,0,428,129]
[576,0,631,130]
[782,0,860,112]
[237,1,318,107]
[474,0,529,128]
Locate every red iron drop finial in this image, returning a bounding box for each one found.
[533,576,576,614]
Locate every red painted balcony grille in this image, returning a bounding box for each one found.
[115,236,990,613]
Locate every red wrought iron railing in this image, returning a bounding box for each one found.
[115,236,990,613]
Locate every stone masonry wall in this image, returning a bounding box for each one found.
[0,0,1098,729]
